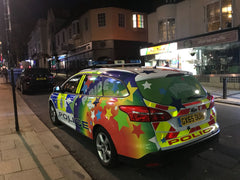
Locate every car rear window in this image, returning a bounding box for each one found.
[136,75,207,105]
[25,68,50,74]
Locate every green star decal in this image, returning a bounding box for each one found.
[114,110,129,131]
[100,99,107,109]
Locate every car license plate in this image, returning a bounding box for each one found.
[36,77,46,80]
[180,112,205,126]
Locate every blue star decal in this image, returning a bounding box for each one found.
[161,137,166,143]
[159,88,167,94]
[170,97,185,112]
[93,97,100,106]
[96,110,102,120]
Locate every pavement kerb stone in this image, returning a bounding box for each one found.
[0,80,91,180]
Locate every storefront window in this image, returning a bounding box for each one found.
[207,0,232,32]
[158,18,175,42]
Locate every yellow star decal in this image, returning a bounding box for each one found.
[105,108,112,120]
[127,82,137,102]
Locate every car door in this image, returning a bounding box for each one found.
[56,75,82,129]
[73,74,103,137]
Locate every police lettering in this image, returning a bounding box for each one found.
[167,127,213,146]
[58,112,74,123]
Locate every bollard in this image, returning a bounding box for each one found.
[11,69,19,131]
[223,77,227,99]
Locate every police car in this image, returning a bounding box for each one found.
[48,66,220,167]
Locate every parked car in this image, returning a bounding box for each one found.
[16,68,54,94]
[48,66,220,167]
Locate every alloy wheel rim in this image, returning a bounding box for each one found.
[50,105,56,122]
[96,132,111,163]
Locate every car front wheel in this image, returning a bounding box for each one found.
[49,103,60,125]
[94,127,118,168]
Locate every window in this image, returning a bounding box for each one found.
[80,75,103,96]
[73,23,76,35]
[158,18,175,42]
[62,31,65,43]
[118,13,125,28]
[77,22,80,34]
[62,76,82,93]
[207,0,232,32]
[69,28,72,39]
[103,77,128,97]
[132,14,144,28]
[57,35,60,46]
[98,13,106,27]
[85,18,88,31]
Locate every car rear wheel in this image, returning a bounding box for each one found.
[20,83,26,94]
[49,103,60,125]
[94,127,118,168]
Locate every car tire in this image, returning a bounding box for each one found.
[49,102,60,125]
[20,83,26,94]
[94,127,118,168]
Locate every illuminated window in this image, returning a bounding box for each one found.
[98,13,106,27]
[207,0,232,32]
[158,18,175,42]
[132,14,144,29]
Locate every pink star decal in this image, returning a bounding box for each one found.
[132,124,144,138]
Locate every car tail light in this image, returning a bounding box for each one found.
[207,94,214,109]
[119,106,171,122]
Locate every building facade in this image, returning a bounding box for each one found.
[54,7,148,75]
[142,0,240,75]
[27,19,48,68]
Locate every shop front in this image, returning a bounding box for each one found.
[140,27,240,75]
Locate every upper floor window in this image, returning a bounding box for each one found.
[69,28,72,39]
[98,13,106,27]
[57,35,60,46]
[85,18,88,31]
[158,18,175,42]
[73,23,76,34]
[207,0,232,32]
[62,31,65,43]
[118,13,125,28]
[77,22,80,34]
[132,14,144,28]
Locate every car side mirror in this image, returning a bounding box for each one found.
[53,86,61,92]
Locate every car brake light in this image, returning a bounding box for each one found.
[207,95,214,109]
[119,106,171,122]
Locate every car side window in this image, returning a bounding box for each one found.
[103,77,128,97]
[80,75,103,96]
[62,75,82,93]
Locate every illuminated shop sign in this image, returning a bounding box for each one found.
[140,43,177,56]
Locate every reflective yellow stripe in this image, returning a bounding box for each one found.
[76,75,86,94]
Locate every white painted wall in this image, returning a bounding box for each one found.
[147,0,240,43]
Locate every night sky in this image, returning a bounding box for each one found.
[8,0,156,60]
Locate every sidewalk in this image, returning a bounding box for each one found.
[0,77,91,180]
[204,85,240,106]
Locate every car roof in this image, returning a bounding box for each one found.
[78,66,191,81]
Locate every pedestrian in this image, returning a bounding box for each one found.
[2,66,8,83]
[164,61,169,67]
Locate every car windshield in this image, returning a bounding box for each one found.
[136,75,207,105]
